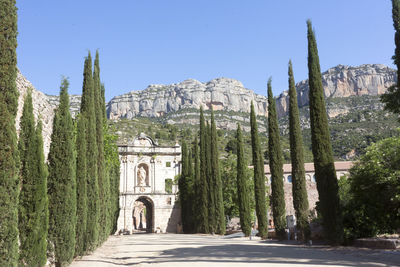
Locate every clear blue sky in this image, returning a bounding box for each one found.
[16,0,394,101]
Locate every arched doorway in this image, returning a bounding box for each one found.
[132,196,154,233]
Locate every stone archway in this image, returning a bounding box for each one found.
[132,196,154,233]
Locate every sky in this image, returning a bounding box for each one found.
[16,0,394,101]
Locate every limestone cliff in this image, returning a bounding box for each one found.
[107,64,396,121]
[107,78,268,119]
[276,64,396,117]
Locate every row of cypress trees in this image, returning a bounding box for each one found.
[179,107,226,234]
[47,52,121,266]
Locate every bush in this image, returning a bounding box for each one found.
[342,135,400,241]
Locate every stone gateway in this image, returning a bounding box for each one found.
[117,133,181,234]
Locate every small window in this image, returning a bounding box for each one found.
[312,174,316,183]
[287,175,292,183]
[165,178,173,193]
[166,162,171,167]
[166,197,172,205]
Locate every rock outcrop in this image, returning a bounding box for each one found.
[276,64,396,116]
[107,78,268,119]
[107,64,395,121]
[15,70,81,158]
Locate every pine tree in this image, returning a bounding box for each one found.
[206,121,215,233]
[75,115,88,256]
[198,107,209,233]
[236,123,252,236]
[18,91,48,266]
[307,20,343,244]
[80,52,100,249]
[288,60,310,241]
[267,78,286,240]
[250,102,268,239]
[0,1,19,265]
[211,109,225,234]
[47,78,77,266]
[381,0,400,120]
[93,51,108,242]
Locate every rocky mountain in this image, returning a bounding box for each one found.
[276,64,396,117]
[107,64,396,122]
[15,70,81,157]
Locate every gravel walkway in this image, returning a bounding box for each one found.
[70,234,400,267]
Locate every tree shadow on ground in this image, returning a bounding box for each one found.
[107,243,399,266]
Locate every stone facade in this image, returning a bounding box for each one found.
[117,134,181,233]
[264,161,353,223]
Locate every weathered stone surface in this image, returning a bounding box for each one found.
[107,77,268,119]
[354,238,399,249]
[16,70,81,158]
[276,64,396,116]
[107,64,395,122]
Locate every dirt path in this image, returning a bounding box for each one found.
[70,234,400,267]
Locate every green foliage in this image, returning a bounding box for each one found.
[94,51,108,243]
[267,79,286,240]
[80,53,100,250]
[211,109,225,234]
[235,124,252,236]
[206,121,216,233]
[178,141,190,232]
[307,20,343,244]
[198,107,209,233]
[342,136,400,241]
[75,115,88,256]
[250,102,268,239]
[288,61,310,241]
[18,92,48,266]
[381,0,400,121]
[47,78,77,266]
[0,1,19,265]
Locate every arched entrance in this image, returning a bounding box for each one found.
[132,196,154,233]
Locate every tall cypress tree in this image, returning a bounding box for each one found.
[47,78,77,266]
[211,109,225,234]
[250,102,268,239]
[80,52,100,249]
[93,51,108,242]
[267,79,286,240]
[0,1,19,265]
[307,20,343,244]
[206,121,215,233]
[198,107,209,233]
[75,115,88,256]
[179,141,190,232]
[381,0,400,120]
[288,60,310,241]
[18,91,48,266]
[236,123,251,236]
[193,135,201,233]
[186,146,195,232]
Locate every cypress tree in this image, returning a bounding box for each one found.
[193,136,201,232]
[75,115,88,256]
[211,109,225,234]
[94,51,108,242]
[47,78,77,266]
[206,121,215,233]
[381,0,400,120]
[179,141,189,232]
[267,78,286,240]
[250,102,268,239]
[236,123,251,236]
[186,146,195,232]
[80,52,100,249]
[288,60,310,241]
[18,91,48,266]
[0,1,19,265]
[307,20,343,244]
[198,107,209,233]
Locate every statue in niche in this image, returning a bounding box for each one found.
[137,166,147,186]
